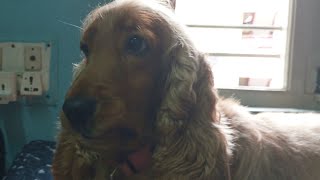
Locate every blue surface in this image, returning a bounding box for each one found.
[3,140,56,180]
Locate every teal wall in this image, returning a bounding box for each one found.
[0,0,109,168]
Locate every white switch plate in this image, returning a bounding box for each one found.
[0,72,17,104]
[20,72,43,96]
[0,47,2,70]
[2,43,24,71]
[0,42,51,92]
[24,46,42,71]
[0,42,51,104]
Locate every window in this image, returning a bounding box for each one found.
[175,0,320,109]
[176,0,291,90]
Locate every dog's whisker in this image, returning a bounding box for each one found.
[56,19,83,30]
[110,167,118,180]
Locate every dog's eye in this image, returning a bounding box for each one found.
[80,43,89,57]
[125,35,148,56]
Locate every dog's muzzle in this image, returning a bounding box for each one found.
[62,97,97,134]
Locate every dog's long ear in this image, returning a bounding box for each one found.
[153,31,231,178]
[156,36,218,135]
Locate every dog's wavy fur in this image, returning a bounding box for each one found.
[52,0,320,179]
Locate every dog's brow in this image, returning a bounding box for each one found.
[119,25,141,33]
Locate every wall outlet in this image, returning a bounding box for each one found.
[24,46,42,71]
[20,72,43,96]
[0,72,17,104]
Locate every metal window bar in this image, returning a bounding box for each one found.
[186,24,283,58]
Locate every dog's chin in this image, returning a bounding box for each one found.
[80,141,143,164]
[74,129,144,157]
[76,126,138,140]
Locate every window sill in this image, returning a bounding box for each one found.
[217,89,319,110]
[247,107,318,114]
[217,87,287,92]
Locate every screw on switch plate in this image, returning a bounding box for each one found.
[24,46,42,71]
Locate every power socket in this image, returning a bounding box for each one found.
[0,72,17,104]
[24,46,42,71]
[20,72,43,96]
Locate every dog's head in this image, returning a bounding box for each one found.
[61,0,220,166]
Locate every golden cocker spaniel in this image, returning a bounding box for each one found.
[52,0,320,179]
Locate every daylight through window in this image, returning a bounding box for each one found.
[175,0,292,90]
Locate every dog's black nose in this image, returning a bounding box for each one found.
[62,97,97,132]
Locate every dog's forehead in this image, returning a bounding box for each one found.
[108,3,162,30]
[82,1,168,38]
